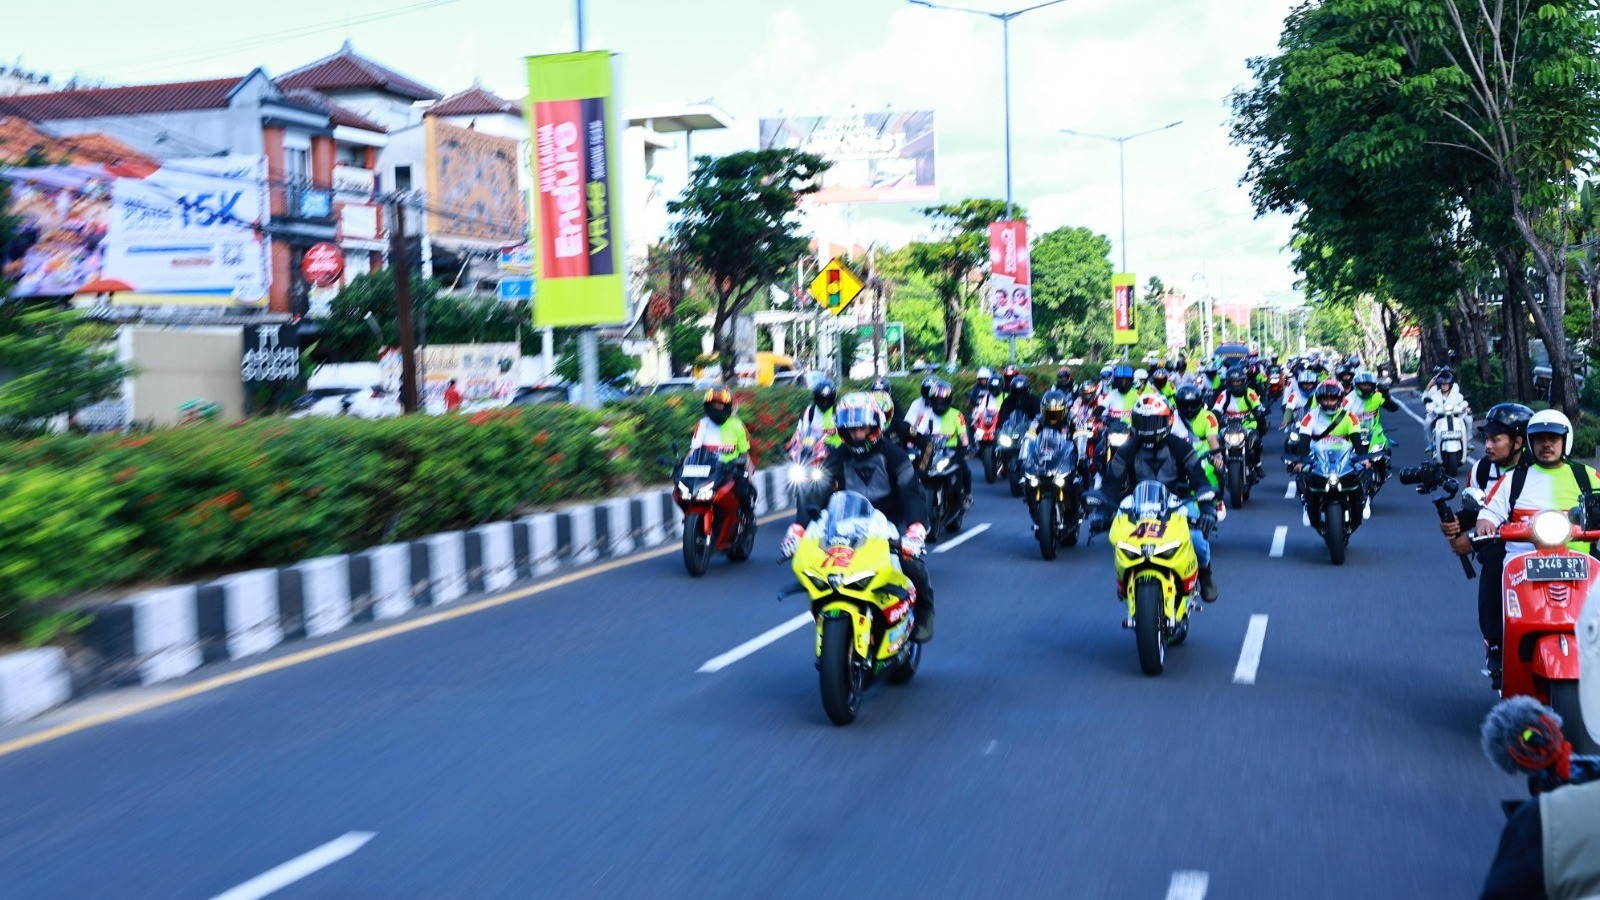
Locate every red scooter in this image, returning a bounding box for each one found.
[1489,511,1599,752]
[972,406,1001,483]
[670,446,757,577]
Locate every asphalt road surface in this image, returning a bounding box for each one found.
[0,394,1517,898]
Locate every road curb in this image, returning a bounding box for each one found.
[0,467,788,725]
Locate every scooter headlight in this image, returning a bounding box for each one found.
[1531,510,1572,548]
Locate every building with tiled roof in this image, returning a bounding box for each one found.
[0,75,247,122]
[0,117,158,169]
[425,83,521,119]
[277,41,440,131]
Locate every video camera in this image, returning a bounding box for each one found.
[1398,462,1453,494]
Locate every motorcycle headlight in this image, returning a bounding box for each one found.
[1109,433,1128,447]
[676,481,689,496]
[786,463,808,485]
[1224,432,1245,446]
[810,467,828,482]
[1531,510,1572,548]
[1115,541,1141,555]
[803,569,830,590]
[1153,540,1182,559]
[1053,474,1067,485]
[1000,436,1014,447]
[695,484,715,501]
[935,457,951,472]
[841,570,876,586]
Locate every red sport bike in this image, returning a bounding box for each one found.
[669,446,757,577]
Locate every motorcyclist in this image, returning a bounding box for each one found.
[967,367,996,415]
[1289,380,1372,510]
[904,374,939,436]
[913,380,973,507]
[1282,368,1320,429]
[1098,394,1220,601]
[1476,410,1600,558]
[1479,593,1600,899]
[785,393,937,642]
[689,386,755,522]
[1334,363,1357,396]
[1441,403,1532,687]
[1149,367,1175,400]
[1054,366,1074,394]
[997,373,1039,428]
[1071,381,1100,426]
[1175,383,1224,492]
[1214,366,1268,476]
[1098,364,1143,422]
[794,378,842,449]
[1026,388,1073,440]
[1349,372,1399,464]
[1423,368,1470,452]
[1134,367,1150,391]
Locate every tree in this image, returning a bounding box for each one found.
[908,198,1017,365]
[318,272,534,362]
[554,336,639,384]
[0,303,129,437]
[1030,225,1114,359]
[667,149,830,381]
[874,245,946,364]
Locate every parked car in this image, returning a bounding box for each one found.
[289,385,402,419]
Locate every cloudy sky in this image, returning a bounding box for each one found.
[7,0,1302,305]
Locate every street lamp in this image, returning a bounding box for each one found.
[1059,120,1182,273]
[907,0,1071,218]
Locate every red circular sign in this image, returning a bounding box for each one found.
[302,242,344,287]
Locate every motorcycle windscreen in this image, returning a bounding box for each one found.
[821,491,880,548]
[679,447,726,485]
[1311,437,1353,474]
[1024,429,1073,476]
[1130,480,1174,520]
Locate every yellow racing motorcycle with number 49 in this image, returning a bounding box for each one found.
[1089,481,1201,676]
[781,492,921,725]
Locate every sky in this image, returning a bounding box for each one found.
[5,0,1304,307]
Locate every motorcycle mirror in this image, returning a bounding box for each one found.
[1461,487,1487,511]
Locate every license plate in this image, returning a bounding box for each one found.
[1525,556,1589,582]
[680,464,711,478]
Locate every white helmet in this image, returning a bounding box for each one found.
[1134,367,1149,385]
[1526,409,1573,457]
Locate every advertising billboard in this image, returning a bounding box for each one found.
[525,51,626,327]
[988,220,1033,340]
[1,155,271,305]
[425,119,524,244]
[1112,273,1138,345]
[758,111,936,204]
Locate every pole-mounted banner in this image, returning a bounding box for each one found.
[988,220,1033,340]
[1112,272,1138,345]
[525,51,625,327]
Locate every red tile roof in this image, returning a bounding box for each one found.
[425,85,522,118]
[0,117,158,170]
[280,88,387,133]
[0,76,244,121]
[278,42,441,101]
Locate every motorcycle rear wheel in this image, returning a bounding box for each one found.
[1323,501,1347,565]
[1035,499,1057,560]
[682,513,713,577]
[727,516,756,562]
[819,616,863,725]
[1549,680,1599,754]
[1134,577,1166,676]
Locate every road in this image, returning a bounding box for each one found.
[0,395,1516,899]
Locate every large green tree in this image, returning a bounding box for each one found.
[317,272,534,362]
[667,149,830,381]
[1030,225,1114,359]
[908,198,1016,365]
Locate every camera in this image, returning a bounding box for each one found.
[1398,462,1448,491]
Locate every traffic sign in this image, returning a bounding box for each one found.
[808,257,865,316]
[498,277,535,302]
[856,322,903,343]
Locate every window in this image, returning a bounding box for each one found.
[285,147,309,185]
[394,165,412,192]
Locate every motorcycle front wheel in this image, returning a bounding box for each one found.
[1035,498,1057,560]
[682,513,713,577]
[927,488,945,543]
[1442,450,1462,476]
[1134,576,1167,676]
[1323,500,1347,565]
[1226,459,1246,509]
[982,446,997,483]
[726,516,756,562]
[1009,470,1023,498]
[819,616,863,725]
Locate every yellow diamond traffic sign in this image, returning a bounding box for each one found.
[808,258,865,317]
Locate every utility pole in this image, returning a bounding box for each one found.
[389,199,419,413]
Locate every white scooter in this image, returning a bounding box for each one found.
[1427,394,1471,475]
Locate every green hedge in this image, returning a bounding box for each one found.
[0,390,811,641]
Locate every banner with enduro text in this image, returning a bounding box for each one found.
[1112,273,1138,345]
[988,220,1033,340]
[525,51,625,327]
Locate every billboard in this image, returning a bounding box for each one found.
[988,220,1033,340]
[758,111,936,204]
[425,119,524,243]
[525,51,626,327]
[1113,273,1138,345]
[1,155,271,305]
[380,342,520,411]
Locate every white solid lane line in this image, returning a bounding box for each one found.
[1233,615,1270,685]
[1269,526,1287,558]
[1166,870,1210,900]
[1284,480,1296,499]
[210,832,375,900]
[932,522,991,553]
[698,613,812,673]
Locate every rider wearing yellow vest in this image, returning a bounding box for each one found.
[796,379,842,448]
[914,380,972,505]
[689,387,754,520]
[1174,384,1222,490]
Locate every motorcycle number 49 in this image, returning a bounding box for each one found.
[1131,521,1168,539]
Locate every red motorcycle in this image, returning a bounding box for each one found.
[1490,511,1600,752]
[671,446,757,577]
[972,406,1001,483]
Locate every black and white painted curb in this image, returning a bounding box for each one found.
[0,469,790,725]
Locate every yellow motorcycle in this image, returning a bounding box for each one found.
[783,492,921,725]
[1088,481,1201,676]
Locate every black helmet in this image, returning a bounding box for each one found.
[1009,374,1031,395]
[920,375,939,402]
[1174,383,1205,420]
[703,386,733,425]
[1225,367,1247,393]
[1041,389,1069,426]
[1055,366,1073,392]
[1435,367,1455,385]
[1335,364,1355,387]
[1002,364,1021,381]
[1077,381,1097,402]
[812,379,836,411]
[1130,395,1174,443]
[836,394,882,457]
[1111,364,1135,393]
[1151,368,1170,389]
[869,376,892,393]
[988,374,1004,393]
[929,380,954,415]
[1353,371,1379,397]
[1314,379,1343,412]
[1481,402,1534,440]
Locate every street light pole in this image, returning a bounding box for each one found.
[1059,120,1182,275]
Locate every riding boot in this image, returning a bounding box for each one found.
[1199,566,1219,603]
[1484,644,1503,691]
